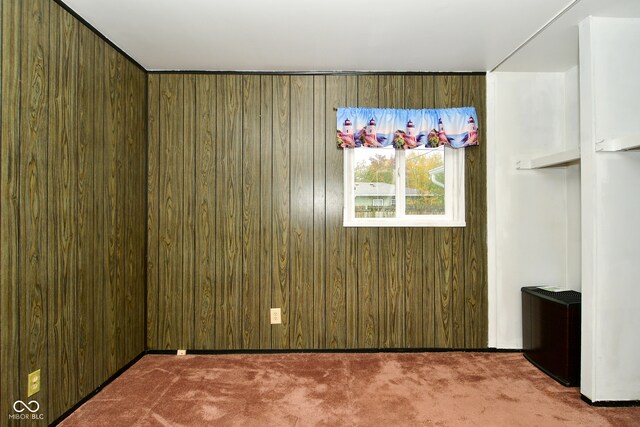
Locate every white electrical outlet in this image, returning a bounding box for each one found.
[177,349,187,356]
[270,308,281,325]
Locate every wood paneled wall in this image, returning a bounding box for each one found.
[0,1,147,423]
[147,73,487,351]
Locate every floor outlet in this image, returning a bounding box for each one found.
[270,308,282,325]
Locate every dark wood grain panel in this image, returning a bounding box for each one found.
[47,6,79,417]
[159,74,184,349]
[114,51,127,369]
[2,3,147,421]
[124,59,136,361]
[182,75,196,349]
[312,76,326,349]
[123,60,147,359]
[345,76,358,348]
[356,75,380,348]
[241,74,261,349]
[92,29,107,383]
[421,75,436,348]
[216,74,243,349]
[133,66,146,357]
[272,75,290,349]
[324,76,347,348]
[463,74,488,348]
[259,76,274,349]
[76,22,95,398]
[194,75,216,349]
[146,73,160,349]
[447,75,465,348]
[1,0,22,418]
[433,75,465,348]
[104,45,124,372]
[379,75,405,348]
[19,0,49,416]
[403,75,424,348]
[145,72,487,353]
[290,75,314,349]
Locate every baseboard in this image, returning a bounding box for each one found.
[146,347,522,355]
[50,351,146,426]
[581,394,640,407]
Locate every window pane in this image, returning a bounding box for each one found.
[354,148,396,218]
[405,147,445,215]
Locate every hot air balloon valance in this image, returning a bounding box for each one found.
[336,107,479,149]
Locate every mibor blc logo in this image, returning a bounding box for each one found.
[9,400,44,420]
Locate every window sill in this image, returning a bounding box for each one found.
[343,218,466,228]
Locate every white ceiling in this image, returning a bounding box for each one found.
[61,0,579,72]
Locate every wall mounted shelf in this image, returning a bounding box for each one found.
[595,134,640,152]
[516,147,581,170]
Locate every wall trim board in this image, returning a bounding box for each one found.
[54,0,146,72]
[581,395,640,407]
[147,70,487,76]
[147,348,521,355]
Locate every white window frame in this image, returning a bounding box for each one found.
[343,147,466,227]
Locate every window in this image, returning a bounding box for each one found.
[344,146,465,227]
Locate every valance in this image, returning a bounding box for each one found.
[336,107,479,149]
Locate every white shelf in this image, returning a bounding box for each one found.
[595,134,640,152]
[516,148,581,170]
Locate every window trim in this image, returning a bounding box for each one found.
[343,147,466,227]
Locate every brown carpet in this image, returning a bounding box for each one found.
[61,352,640,426]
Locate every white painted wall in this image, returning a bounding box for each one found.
[579,17,640,402]
[487,71,580,349]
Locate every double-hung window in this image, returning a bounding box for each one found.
[343,146,465,227]
[337,106,477,228]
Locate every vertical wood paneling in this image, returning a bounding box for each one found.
[356,75,380,348]
[434,75,464,348]
[325,76,346,348]
[1,0,21,419]
[421,75,436,348]
[146,72,487,353]
[463,74,488,348]
[259,76,274,349]
[105,46,123,372]
[290,75,314,349]
[48,4,78,418]
[77,23,94,398]
[182,75,196,349]
[379,75,405,348]
[216,75,243,349]
[312,76,326,349]
[345,76,358,348]
[159,74,183,349]
[272,75,290,349]
[114,51,127,369]
[241,74,261,349]
[135,67,147,356]
[146,74,160,349]
[19,0,49,416]
[2,4,146,421]
[404,75,424,348]
[124,60,147,359]
[194,75,216,348]
[92,29,106,384]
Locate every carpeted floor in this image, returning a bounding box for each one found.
[60,352,640,426]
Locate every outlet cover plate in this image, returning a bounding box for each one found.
[28,369,41,397]
[270,308,281,324]
[177,349,187,356]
